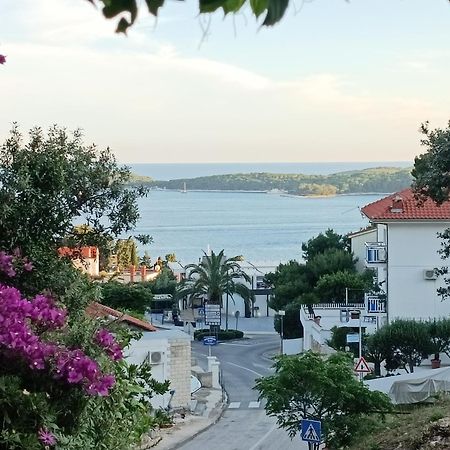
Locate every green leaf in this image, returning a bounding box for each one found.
[222,0,246,14]
[250,0,268,18]
[199,0,225,13]
[103,0,138,21]
[116,17,131,33]
[262,0,288,26]
[145,0,165,16]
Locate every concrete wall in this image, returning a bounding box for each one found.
[283,338,303,355]
[387,222,450,321]
[126,329,191,410]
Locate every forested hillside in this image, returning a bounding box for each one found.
[138,167,412,195]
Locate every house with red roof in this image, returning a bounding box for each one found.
[360,188,450,322]
[301,188,450,355]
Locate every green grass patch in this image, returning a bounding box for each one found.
[347,395,450,450]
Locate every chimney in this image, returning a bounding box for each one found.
[391,195,404,213]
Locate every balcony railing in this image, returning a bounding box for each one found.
[365,242,387,264]
[366,295,386,313]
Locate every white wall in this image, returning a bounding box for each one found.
[229,263,278,317]
[350,229,377,273]
[387,222,450,321]
[126,330,192,410]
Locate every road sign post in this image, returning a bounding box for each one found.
[204,304,221,327]
[300,419,321,450]
[202,336,218,357]
[354,356,371,377]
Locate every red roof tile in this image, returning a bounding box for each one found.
[86,302,157,332]
[361,188,450,221]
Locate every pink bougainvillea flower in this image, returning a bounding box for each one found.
[0,55,6,65]
[23,260,34,271]
[38,428,57,446]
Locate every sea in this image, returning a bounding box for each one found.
[127,162,412,268]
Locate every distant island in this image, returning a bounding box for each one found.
[129,167,413,196]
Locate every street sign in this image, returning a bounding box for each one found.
[354,356,371,373]
[346,333,360,344]
[202,336,217,346]
[300,419,321,444]
[204,304,221,326]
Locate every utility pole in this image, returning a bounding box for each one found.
[225,268,229,331]
[279,310,285,355]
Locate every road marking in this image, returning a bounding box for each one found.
[248,423,277,450]
[248,401,260,408]
[224,361,264,377]
[228,402,241,409]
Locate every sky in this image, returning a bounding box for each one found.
[0,0,449,164]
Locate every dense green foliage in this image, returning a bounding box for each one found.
[412,121,450,205]
[0,126,167,449]
[100,267,177,316]
[100,281,154,316]
[147,267,177,296]
[0,125,147,296]
[255,352,392,449]
[86,0,291,33]
[115,238,139,270]
[301,228,349,260]
[146,167,412,195]
[362,319,450,375]
[177,250,254,319]
[267,229,374,338]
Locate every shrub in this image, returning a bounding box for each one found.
[100,281,153,315]
[194,329,244,341]
[0,251,169,449]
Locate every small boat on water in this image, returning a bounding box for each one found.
[181,182,187,194]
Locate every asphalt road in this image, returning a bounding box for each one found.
[177,335,312,450]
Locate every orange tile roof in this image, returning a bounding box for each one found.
[86,302,157,332]
[361,188,450,221]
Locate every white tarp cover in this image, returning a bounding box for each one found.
[366,367,450,404]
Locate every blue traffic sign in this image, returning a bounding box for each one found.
[202,336,218,346]
[300,419,321,443]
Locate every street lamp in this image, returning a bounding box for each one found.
[279,310,285,355]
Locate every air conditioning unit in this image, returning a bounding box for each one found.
[423,269,437,280]
[145,351,164,365]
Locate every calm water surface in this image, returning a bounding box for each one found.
[133,191,382,266]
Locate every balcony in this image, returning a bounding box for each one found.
[365,242,387,264]
[366,294,386,313]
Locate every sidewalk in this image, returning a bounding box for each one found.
[153,388,225,450]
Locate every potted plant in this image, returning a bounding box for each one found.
[427,319,450,369]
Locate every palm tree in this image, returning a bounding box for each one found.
[177,250,254,328]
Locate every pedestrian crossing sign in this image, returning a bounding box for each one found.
[354,356,371,373]
[300,419,321,443]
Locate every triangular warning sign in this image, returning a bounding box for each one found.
[354,356,371,373]
[304,424,320,441]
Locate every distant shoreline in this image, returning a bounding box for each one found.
[150,188,391,197]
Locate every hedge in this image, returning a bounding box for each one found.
[194,329,244,341]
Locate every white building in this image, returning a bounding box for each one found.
[236,261,277,318]
[360,188,450,322]
[302,188,450,353]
